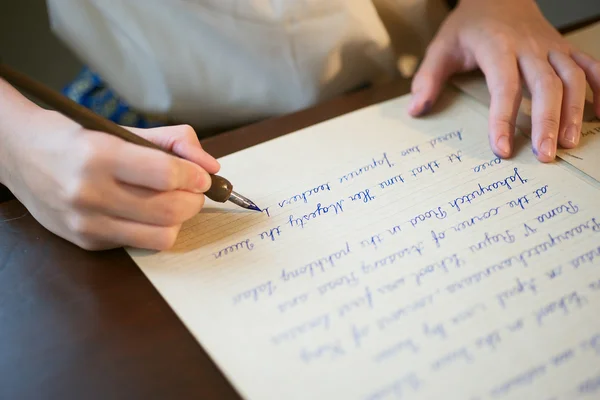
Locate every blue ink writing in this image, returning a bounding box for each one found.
[377,292,437,330]
[338,286,373,318]
[496,277,537,308]
[469,230,516,253]
[410,206,447,228]
[447,150,463,163]
[300,341,345,363]
[281,242,351,281]
[214,239,254,259]
[260,226,281,242]
[546,266,563,279]
[363,373,421,400]
[476,330,502,351]
[535,291,587,325]
[473,156,501,172]
[431,346,473,371]
[429,129,462,149]
[523,223,537,237]
[318,272,359,295]
[490,364,546,398]
[537,200,579,223]
[412,254,465,286]
[379,174,405,190]
[288,200,345,229]
[277,292,309,313]
[373,340,419,363]
[362,243,424,274]
[452,207,500,232]
[507,195,529,210]
[351,324,370,348]
[349,188,376,204]
[233,280,276,304]
[271,314,329,344]
[533,185,548,199]
[338,152,394,183]
[449,168,528,212]
[277,182,331,208]
[570,245,600,269]
[411,160,440,178]
[400,145,421,157]
[361,234,384,250]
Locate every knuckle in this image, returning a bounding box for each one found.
[488,31,515,52]
[567,104,584,118]
[539,113,561,133]
[155,156,180,190]
[67,214,95,239]
[153,226,180,250]
[63,179,93,207]
[563,65,586,83]
[160,201,183,225]
[589,60,600,78]
[491,80,520,99]
[533,72,562,93]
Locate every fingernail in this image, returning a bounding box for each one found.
[195,169,212,193]
[408,95,430,116]
[564,124,579,146]
[496,135,510,156]
[540,138,555,159]
[421,100,431,114]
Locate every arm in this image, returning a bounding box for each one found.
[0,78,38,191]
[0,77,220,250]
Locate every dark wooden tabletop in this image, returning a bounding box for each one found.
[0,76,411,400]
[1,15,598,399]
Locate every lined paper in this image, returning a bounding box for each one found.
[128,89,600,400]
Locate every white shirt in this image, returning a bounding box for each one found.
[46,0,448,131]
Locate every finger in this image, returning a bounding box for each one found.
[409,38,464,116]
[102,181,205,226]
[548,50,586,148]
[519,56,563,162]
[111,141,212,193]
[128,125,221,173]
[473,49,521,158]
[570,50,600,117]
[68,213,182,251]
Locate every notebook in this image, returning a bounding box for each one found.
[127,84,600,399]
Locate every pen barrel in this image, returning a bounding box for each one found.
[0,61,235,204]
[205,175,233,203]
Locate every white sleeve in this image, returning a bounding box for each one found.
[45,0,171,112]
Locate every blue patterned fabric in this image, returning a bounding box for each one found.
[62,67,163,128]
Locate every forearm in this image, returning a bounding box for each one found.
[0,77,43,190]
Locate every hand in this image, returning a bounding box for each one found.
[4,109,220,251]
[408,0,600,162]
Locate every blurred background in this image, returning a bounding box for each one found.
[1,0,599,93]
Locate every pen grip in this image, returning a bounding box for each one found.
[0,61,232,203]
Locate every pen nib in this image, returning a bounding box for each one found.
[228,191,262,212]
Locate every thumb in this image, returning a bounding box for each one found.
[127,124,221,174]
[409,39,464,117]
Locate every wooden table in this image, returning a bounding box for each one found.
[1,15,598,399]
[0,77,411,399]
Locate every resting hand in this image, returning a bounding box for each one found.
[4,109,219,251]
[409,0,600,162]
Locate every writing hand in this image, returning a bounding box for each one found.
[408,0,600,162]
[4,110,220,250]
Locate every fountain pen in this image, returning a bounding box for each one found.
[0,61,261,212]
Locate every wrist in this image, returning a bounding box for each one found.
[0,78,45,191]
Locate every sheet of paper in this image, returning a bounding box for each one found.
[451,21,600,182]
[128,89,600,400]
